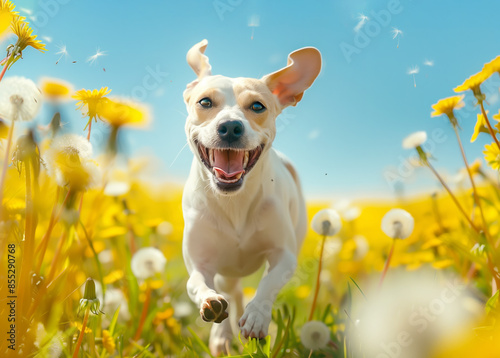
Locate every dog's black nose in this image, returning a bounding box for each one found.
[217,120,244,142]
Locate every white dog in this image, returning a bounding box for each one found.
[182,39,321,355]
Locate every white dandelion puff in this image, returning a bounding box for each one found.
[0,76,42,122]
[391,27,403,48]
[381,208,414,239]
[55,44,69,64]
[131,247,167,280]
[424,59,434,67]
[407,65,419,87]
[87,47,106,65]
[311,209,342,236]
[173,301,194,318]
[248,15,260,40]
[103,181,130,197]
[103,288,131,323]
[354,13,369,32]
[300,320,331,350]
[402,131,427,149]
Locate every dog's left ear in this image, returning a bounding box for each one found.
[262,47,321,108]
[184,39,212,103]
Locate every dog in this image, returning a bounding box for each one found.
[182,39,321,356]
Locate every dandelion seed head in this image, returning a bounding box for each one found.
[300,321,331,350]
[0,76,42,122]
[311,209,342,236]
[87,47,106,65]
[248,14,260,27]
[424,59,434,67]
[402,131,427,149]
[407,66,420,75]
[391,27,403,38]
[131,247,167,280]
[381,208,414,239]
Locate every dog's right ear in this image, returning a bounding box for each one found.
[184,39,212,103]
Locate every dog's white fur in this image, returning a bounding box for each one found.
[182,39,321,355]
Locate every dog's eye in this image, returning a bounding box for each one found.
[199,98,213,108]
[250,102,266,113]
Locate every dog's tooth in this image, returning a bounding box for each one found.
[209,149,214,165]
[243,151,249,168]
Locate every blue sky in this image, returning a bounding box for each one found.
[6,0,500,199]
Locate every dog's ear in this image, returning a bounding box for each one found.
[184,39,212,103]
[187,39,212,79]
[262,47,321,108]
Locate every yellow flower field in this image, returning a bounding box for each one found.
[1,2,500,357]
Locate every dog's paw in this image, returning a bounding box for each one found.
[200,295,229,323]
[238,303,271,339]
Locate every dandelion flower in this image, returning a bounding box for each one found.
[454,71,489,100]
[483,142,500,170]
[471,111,490,143]
[300,320,330,350]
[431,95,464,119]
[0,0,17,39]
[45,134,99,191]
[102,330,115,354]
[4,16,46,69]
[482,55,500,78]
[98,97,150,128]
[40,77,73,102]
[73,87,111,125]
[402,131,427,149]
[131,247,167,280]
[381,208,414,239]
[0,76,41,121]
[311,209,342,236]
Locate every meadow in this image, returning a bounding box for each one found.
[1,1,500,357]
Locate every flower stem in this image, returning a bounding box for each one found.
[452,125,490,238]
[87,120,92,141]
[379,239,396,288]
[0,120,15,219]
[308,235,326,321]
[73,306,90,358]
[479,101,500,148]
[133,282,152,341]
[425,161,481,233]
[0,59,9,82]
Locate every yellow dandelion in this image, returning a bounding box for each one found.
[482,55,500,78]
[72,87,111,127]
[102,330,115,354]
[454,71,489,99]
[153,308,174,326]
[98,97,149,128]
[483,142,500,170]
[3,16,46,70]
[431,95,464,120]
[40,77,73,101]
[469,158,482,176]
[0,119,8,139]
[471,111,489,143]
[0,0,17,39]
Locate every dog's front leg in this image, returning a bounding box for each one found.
[187,269,229,323]
[239,249,297,339]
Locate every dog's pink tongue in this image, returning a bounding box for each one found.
[213,149,244,178]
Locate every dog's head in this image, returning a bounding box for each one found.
[183,39,321,195]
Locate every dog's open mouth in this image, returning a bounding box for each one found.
[196,141,264,188]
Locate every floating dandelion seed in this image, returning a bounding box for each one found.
[19,7,32,15]
[424,59,434,67]
[55,44,68,64]
[41,36,52,43]
[87,47,106,65]
[407,66,419,87]
[354,13,369,32]
[391,27,403,48]
[248,15,260,40]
